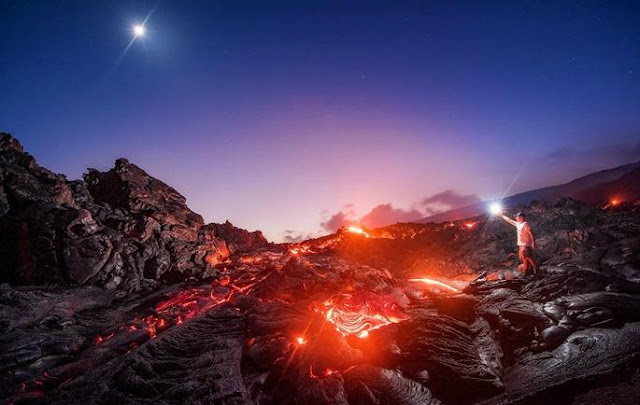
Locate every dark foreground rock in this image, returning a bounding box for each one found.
[2,133,640,404]
[0,133,269,291]
[2,238,640,404]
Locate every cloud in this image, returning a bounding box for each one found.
[282,230,319,243]
[547,146,574,160]
[546,139,640,164]
[321,203,423,232]
[359,204,423,228]
[320,210,356,232]
[421,189,482,214]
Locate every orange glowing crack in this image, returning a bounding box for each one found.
[91,273,269,346]
[289,245,315,255]
[408,277,460,293]
[346,226,370,238]
[309,364,357,379]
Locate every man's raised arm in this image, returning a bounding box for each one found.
[499,214,518,226]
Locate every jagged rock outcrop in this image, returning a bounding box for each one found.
[0,133,269,291]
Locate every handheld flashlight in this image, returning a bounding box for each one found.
[489,202,502,216]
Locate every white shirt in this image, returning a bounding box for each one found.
[516,222,534,247]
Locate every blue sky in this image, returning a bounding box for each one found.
[2,0,639,240]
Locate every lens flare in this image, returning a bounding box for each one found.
[489,202,502,216]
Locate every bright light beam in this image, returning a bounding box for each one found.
[489,202,502,216]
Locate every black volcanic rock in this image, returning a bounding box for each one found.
[0,133,268,291]
[575,166,640,205]
[204,220,270,254]
[2,132,640,404]
[83,158,204,239]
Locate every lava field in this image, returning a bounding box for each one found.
[2,133,640,404]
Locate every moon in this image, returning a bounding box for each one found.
[133,24,145,37]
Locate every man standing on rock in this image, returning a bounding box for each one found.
[499,212,539,277]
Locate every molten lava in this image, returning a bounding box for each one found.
[408,277,461,293]
[90,273,268,347]
[346,225,370,238]
[317,292,408,338]
[289,245,314,255]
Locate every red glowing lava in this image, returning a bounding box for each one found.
[309,364,357,379]
[289,245,314,255]
[90,273,269,347]
[464,221,478,229]
[408,277,461,293]
[316,292,408,338]
[346,226,370,238]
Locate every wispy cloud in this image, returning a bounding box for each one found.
[282,230,320,243]
[421,189,481,215]
[546,139,640,165]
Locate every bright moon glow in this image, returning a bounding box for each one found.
[133,25,145,37]
[489,202,502,216]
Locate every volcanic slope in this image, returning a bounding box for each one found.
[2,133,640,404]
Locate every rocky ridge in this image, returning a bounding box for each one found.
[0,133,269,291]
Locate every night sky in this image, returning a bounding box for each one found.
[2,1,640,241]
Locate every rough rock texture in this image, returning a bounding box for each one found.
[0,133,269,291]
[305,198,640,282]
[2,198,640,404]
[2,133,640,404]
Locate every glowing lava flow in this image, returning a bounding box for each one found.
[408,277,461,293]
[90,272,269,346]
[317,292,408,338]
[346,226,370,238]
[289,245,314,255]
